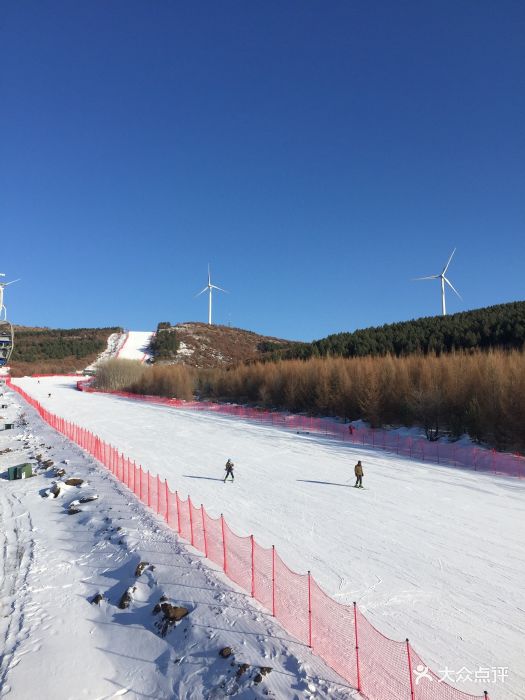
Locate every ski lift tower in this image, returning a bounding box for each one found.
[0,273,19,372]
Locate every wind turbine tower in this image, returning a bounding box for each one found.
[195,265,228,325]
[0,273,19,369]
[414,249,461,316]
[0,273,20,321]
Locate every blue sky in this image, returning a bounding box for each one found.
[1,1,523,341]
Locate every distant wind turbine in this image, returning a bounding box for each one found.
[195,265,228,325]
[414,249,461,316]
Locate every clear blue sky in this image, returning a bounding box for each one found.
[1,1,523,341]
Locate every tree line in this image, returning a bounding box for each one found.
[12,327,122,363]
[150,325,180,360]
[93,350,525,453]
[268,302,525,361]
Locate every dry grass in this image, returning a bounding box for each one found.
[197,350,525,452]
[10,352,104,377]
[92,350,525,451]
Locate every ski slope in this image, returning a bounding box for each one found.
[1,386,354,700]
[13,376,525,699]
[117,331,155,362]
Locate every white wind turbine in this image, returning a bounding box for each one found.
[414,249,461,316]
[195,265,228,325]
[0,273,20,321]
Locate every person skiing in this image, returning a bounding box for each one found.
[354,460,364,488]
[224,458,234,482]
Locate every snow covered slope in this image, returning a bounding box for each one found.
[0,385,355,700]
[11,376,525,699]
[117,331,155,362]
[84,331,127,372]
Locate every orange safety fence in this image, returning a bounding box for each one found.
[8,379,489,700]
[75,382,524,479]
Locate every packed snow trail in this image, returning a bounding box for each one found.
[13,376,525,699]
[116,331,154,362]
[0,388,356,699]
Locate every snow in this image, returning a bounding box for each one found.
[177,341,194,358]
[84,332,127,371]
[116,332,155,363]
[1,381,356,699]
[6,376,525,699]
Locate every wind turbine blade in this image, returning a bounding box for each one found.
[4,279,21,286]
[444,276,462,299]
[211,285,228,293]
[208,264,211,286]
[442,248,456,275]
[195,286,208,297]
[413,275,439,281]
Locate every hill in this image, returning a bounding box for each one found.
[9,326,122,377]
[151,322,299,369]
[269,301,525,360]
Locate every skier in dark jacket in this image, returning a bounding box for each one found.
[354,460,364,488]
[224,458,234,482]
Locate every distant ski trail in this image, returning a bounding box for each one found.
[116,331,154,363]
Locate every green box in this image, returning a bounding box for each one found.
[7,464,33,480]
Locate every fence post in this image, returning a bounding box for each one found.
[406,639,415,700]
[189,496,194,546]
[272,545,276,617]
[147,471,151,507]
[307,571,312,648]
[250,535,255,598]
[133,461,137,494]
[221,514,227,573]
[176,491,181,533]
[353,602,361,692]
[201,505,208,558]
[165,479,169,523]
[157,474,161,514]
[139,466,143,501]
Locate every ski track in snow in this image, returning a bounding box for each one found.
[116,332,154,363]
